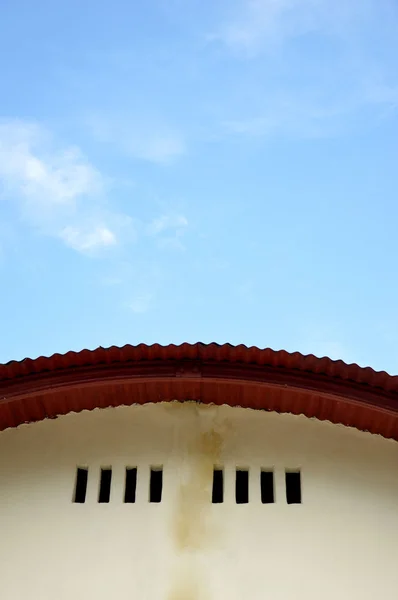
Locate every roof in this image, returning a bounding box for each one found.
[1,342,398,439]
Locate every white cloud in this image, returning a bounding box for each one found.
[59,225,117,253]
[0,120,102,211]
[0,119,127,255]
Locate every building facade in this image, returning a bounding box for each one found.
[0,343,398,599]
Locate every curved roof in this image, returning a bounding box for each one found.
[1,343,398,439]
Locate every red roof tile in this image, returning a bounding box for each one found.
[1,343,398,439]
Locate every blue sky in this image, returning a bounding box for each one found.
[1,0,398,373]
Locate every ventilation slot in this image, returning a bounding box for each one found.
[149,467,163,503]
[235,469,249,504]
[98,468,112,503]
[261,470,274,504]
[286,470,302,504]
[73,467,88,503]
[212,468,224,503]
[124,467,137,503]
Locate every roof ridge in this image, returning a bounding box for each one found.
[1,343,396,391]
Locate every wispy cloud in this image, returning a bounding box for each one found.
[0,119,132,254]
[87,112,186,165]
[102,261,164,315]
[211,0,398,137]
[222,99,351,139]
[214,0,379,55]
[147,213,188,251]
[147,214,188,236]
[128,292,154,314]
[135,135,185,165]
[214,0,306,54]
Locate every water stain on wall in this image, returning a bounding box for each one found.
[174,427,223,552]
[167,404,228,600]
[166,565,203,600]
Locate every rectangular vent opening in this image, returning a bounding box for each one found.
[124,467,137,503]
[235,469,249,504]
[98,467,112,503]
[286,470,302,504]
[73,467,88,504]
[261,470,274,504]
[149,467,163,503]
[212,468,224,504]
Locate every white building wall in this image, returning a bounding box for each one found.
[0,401,398,599]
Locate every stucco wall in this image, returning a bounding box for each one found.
[0,401,398,599]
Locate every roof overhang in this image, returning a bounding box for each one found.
[1,343,398,439]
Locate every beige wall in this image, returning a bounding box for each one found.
[0,401,398,599]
